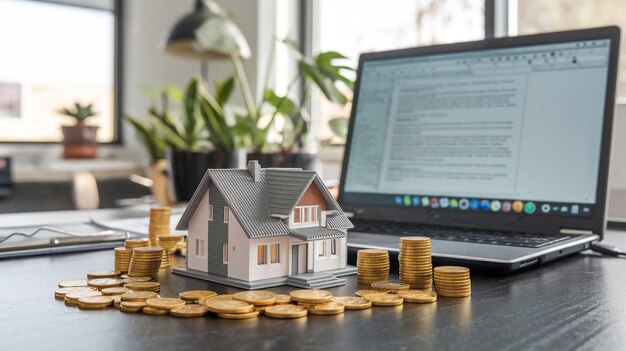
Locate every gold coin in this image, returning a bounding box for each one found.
[333,296,372,310]
[309,301,345,315]
[199,294,233,305]
[437,290,471,298]
[364,294,404,306]
[397,290,437,303]
[58,280,89,288]
[110,295,122,305]
[101,287,131,295]
[170,304,209,317]
[254,305,269,313]
[54,287,96,299]
[120,301,146,312]
[203,299,254,314]
[371,282,410,291]
[434,266,470,274]
[275,294,292,304]
[143,306,170,315]
[355,289,389,297]
[64,291,102,305]
[179,290,218,301]
[87,271,120,279]
[121,291,158,301]
[218,311,260,319]
[289,289,333,304]
[357,249,388,255]
[88,278,124,289]
[146,297,186,310]
[265,305,308,319]
[78,296,113,307]
[233,291,277,306]
[124,282,160,291]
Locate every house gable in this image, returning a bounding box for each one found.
[295,183,327,211]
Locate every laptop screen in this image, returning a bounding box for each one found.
[342,38,612,219]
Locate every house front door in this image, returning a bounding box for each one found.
[291,243,308,275]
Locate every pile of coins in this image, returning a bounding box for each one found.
[434,266,471,297]
[356,249,390,284]
[179,290,217,304]
[114,247,133,273]
[158,235,183,253]
[398,236,433,290]
[128,247,163,278]
[125,238,149,249]
[149,207,171,246]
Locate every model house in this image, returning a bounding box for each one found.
[174,161,356,289]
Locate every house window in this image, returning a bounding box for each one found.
[224,206,230,223]
[330,239,337,256]
[257,245,267,265]
[208,205,213,221]
[293,205,319,226]
[270,244,280,264]
[223,243,228,264]
[318,240,327,258]
[195,239,205,258]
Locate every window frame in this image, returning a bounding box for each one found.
[0,0,124,145]
[330,238,337,256]
[222,243,228,264]
[195,238,205,258]
[224,206,230,223]
[208,204,213,221]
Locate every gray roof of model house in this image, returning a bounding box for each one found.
[176,162,353,240]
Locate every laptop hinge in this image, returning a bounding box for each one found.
[560,228,594,235]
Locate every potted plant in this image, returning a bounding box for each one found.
[57,102,99,159]
[194,3,354,169]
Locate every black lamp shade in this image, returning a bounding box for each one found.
[162,0,229,60]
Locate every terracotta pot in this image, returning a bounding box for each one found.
[61,122,98,159]
[247,152,316,170]
[149,160,173,206]
[167,150,239,202]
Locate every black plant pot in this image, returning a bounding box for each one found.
[247,152,316,170]
[167,150,238,202]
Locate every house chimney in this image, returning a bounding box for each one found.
[247,160,260,182]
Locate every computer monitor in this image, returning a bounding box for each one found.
[339,27,621,235]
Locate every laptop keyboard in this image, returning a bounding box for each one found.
[351,219,571,248]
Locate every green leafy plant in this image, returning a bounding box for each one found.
[194,0,355,154]
[57,102,97,123]
[125,115,167,163]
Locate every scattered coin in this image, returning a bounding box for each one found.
[355,289,389,297]
[233,291,277,306]
[332,296,372,310]
[274,294,292,305]
[87,270,120,279]
[55,287,96,300]
[78,296,113,310]
[124,281,160,292]
[121,291,158,301]
[364,294,404,306]
[171,304,209,318]
[146,297,186,311]
[218,311,260,319]
[308,301,345,315]
[289,289,333,304]
[203,299,254,314]
[101,287,131,296]
[65,290,102,306]
[397,290,437,303]
[58,280,89,288]
[143,306,170,315]
[179,290,217,303]
[88,278,124,289]
[371,282,410,292]
[120,301,146,312]
[265,305,308,319]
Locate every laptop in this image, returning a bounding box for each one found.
[340,26,621,272]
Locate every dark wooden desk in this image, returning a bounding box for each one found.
[2,230,626,350]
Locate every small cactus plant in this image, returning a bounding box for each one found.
[58,102,97,123]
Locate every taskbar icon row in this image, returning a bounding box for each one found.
[392,195,591,216]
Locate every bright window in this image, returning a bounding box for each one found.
[514,0,626,97]
[293,205,319,226]
[311,0,485,143]
[270,244,280,264]
[317,241,327,258]
[224,206,230,223]
[222,243,228,264]
[0,0,119,143]
[257,244,267,265]
[195,239,205,258]
[208,205,213,221]
[330,239,337,256]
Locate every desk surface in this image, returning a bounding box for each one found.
[2,229,626,350]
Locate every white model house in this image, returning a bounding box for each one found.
[174,161,355,289]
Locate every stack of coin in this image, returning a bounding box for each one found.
[128,247,163,278]
[433,266,471,297]
[158,235,183,253]
[289,289,334,310]
[78,296,113,310]
[203,296,258,319]
[159,249,171,270]
[125,238,149,249]
[149,207,171,246]
[398,237,433,290]
[114,247,133,273]
[357,249,390,284]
